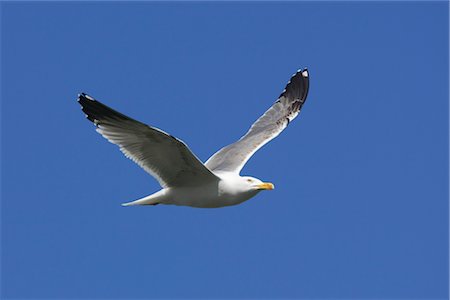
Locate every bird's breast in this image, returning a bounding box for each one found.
[166,183,257,208]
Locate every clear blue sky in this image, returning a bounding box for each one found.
[1,2,448,299]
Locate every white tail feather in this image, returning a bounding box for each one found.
[121,189,166,206]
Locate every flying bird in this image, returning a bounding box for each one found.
[78,68,309,208]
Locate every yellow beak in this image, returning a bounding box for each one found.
[256,182,275,190]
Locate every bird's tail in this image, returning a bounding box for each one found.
[121,190,166,206]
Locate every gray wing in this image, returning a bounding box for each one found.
[78,93,219,188]
[205,68,309,174]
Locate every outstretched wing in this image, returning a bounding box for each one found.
[78,93,219,188]
[205,68,309,174]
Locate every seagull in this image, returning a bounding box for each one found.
[78,68,309,208]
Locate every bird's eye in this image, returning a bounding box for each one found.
[247,179,253,182]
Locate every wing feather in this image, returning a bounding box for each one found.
[205,68,309,173]
[78,93,219,187]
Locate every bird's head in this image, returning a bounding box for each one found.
[240,176,275,192]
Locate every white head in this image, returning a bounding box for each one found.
[217,174,275,206]
[238,176,275,192]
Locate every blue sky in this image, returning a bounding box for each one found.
[1,2,448,299]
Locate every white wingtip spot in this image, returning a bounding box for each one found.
[302,70,308,77]
[84,94,95,101]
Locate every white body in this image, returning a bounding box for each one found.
[123,172,261,208]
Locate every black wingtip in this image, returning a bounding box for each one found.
[77,93,134,124]
[279,67,310,100]
[77,93,97,122]
[78,92,94,103]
